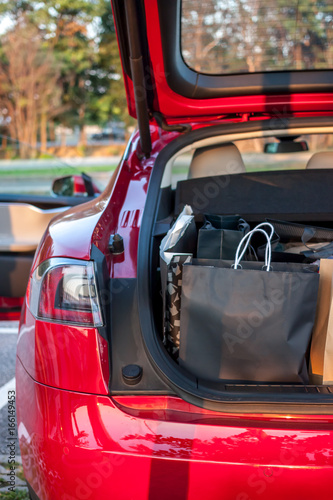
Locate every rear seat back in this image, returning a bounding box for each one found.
[188,142,246,179]
[306,152,333,169]
[175,169,333,218]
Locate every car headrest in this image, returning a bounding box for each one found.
[306,152,333,169]
[188,142,246,179]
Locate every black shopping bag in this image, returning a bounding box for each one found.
[197,214,249,260]
[179,223,320,384]
[258,219,333,262]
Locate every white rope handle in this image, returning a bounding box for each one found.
[233,222,275,271]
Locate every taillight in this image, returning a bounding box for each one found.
[27,259,103,327]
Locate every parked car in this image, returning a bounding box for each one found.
[91,124,126,142]
[17,1,333,499]
[0,149,101,321]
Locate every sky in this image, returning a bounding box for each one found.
[0,14,13,35]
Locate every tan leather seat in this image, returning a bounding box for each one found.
[188,143,246,179]
[306,152,333,169]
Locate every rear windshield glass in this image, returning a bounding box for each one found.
[181,0,333,75]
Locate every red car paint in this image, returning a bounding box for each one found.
[16,359,333,500]
[16,123,333,500]
[17,303,109,395]
[30,126,175,277]
[15,1,333,498]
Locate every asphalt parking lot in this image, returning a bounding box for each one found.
[0,322,18,455]
[0,321,29,497]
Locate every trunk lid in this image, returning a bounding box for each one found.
[112,0,333,136]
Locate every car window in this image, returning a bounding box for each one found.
[181,0,333,75]
[171,133,333,187]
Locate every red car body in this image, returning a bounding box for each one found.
[16,125,333,500]
[16,0,333,498]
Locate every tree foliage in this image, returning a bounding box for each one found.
[86,2,130,126]
[0,0,129,155]
[0,17,62,156]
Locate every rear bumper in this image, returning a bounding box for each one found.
[16,358,333,500]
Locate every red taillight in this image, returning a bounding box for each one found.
[27,259,103,327]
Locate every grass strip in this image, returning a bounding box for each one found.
[0,165,117,177]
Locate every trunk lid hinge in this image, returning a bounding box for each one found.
[153,112,192,134]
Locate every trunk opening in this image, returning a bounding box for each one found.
[137,117,333,413]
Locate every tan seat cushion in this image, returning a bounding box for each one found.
[306,152,333,169]
[188,143,246,179]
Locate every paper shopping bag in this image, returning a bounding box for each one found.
[309,259,333,384]
[197,214,249,260]
[160,205,196,357]
[179,223,319,384]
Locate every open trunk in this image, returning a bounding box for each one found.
[137,117,333,414]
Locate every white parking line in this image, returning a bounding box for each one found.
[0,328,18,335]
[0,322,19,335]
[0,377,16,411]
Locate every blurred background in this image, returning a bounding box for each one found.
[1,0,332,197]
[0,0,132,195]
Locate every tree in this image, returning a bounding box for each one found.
[85,0,131,128]
[0,18,62,157]
[0,0,131,153]
[34,1,104,146]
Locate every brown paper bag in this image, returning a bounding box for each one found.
[309,259,333,384]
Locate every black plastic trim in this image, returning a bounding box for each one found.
[27,481,40,500]
[90,244,114,391]
[109,278,175,395]
[124,0,152,156]
[157,0,333,99]
[137,116,333,414]
[0,253,34,297]
[111,0,132,78]
[81,172,96,197]
[0,194,89,209]
[153,111,192,133]
[90,245,110,342]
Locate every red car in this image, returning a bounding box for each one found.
[17,1,333,499]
